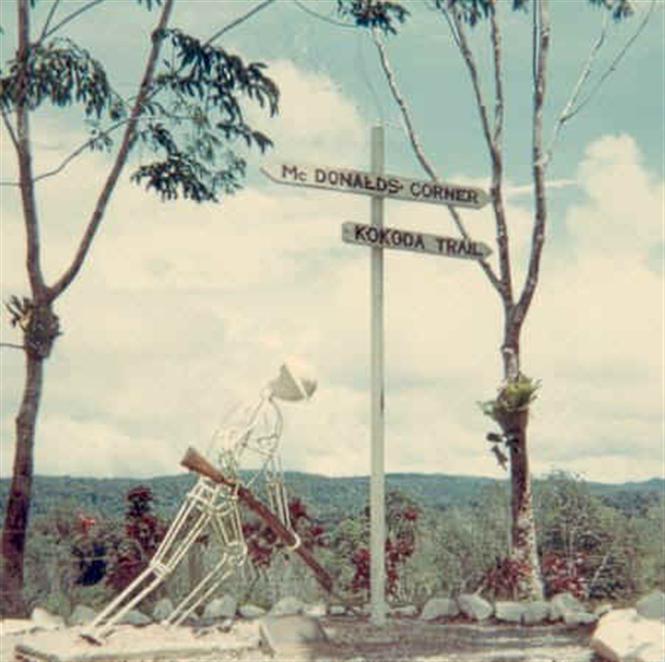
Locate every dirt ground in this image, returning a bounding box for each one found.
[2,617,598,662]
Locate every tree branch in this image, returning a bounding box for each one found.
[0,343,26,351]
[1,116,135,188]
[372,29,503,297]
[6,0,276,188]
[40,0,107,42]
[568,0,656,120]
[487,8,513,305]
[545,12,609,167]
[449,7,494,153]
[292,0,354,29]
[371,32,436,180]
[490,10,504,149]
[38,0,62,43]
[205,0,277,45]
[34,118,131,185]
[48,0,176,301]
[515,0,550,330]
[442,5,512,300]
[16,0,47,297]
[1,107,20,153]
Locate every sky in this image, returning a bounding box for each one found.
[0,0,663,484]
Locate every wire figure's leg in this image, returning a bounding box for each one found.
[165,496,247,627]
[265,455,292,530]
[83,479,220,641]
[166,553,234,626]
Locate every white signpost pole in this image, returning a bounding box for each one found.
[260,147,490,629]
[369,125,386,627]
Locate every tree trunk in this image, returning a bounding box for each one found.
[501,337,544,600]
[505,409,543,600]
[1,353,44,617]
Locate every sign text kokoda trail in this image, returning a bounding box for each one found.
[342,222,491,260]
[261,163,489,210]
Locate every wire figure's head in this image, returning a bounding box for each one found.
[268,361,317,402]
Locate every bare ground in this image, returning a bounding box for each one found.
[3,617,599,662]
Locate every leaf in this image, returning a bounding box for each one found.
[0,38,120,120]
[336,0,409,35]
[434,0,494,27]
[136,0,163,9]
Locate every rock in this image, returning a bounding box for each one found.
[421,597,460,621]
[118,609,151,626]
[270,596,305,616]
[152,597,174,622]
[305,602,327,618]
[30,607,65,629]
[494,601,524,623]
[68,604,96,627]
[594,603,613,617]
[522,601,550,625]
[194,618,234,637]
[457,594,493,621]
[0,619,36,636]
[239,603,267,619]
[591,608,664,662]
[562,610,597,626]
[203,595,237,620]
[259,614,328,655]
[636,590,665,621]
[549,592,585,621]
[390,605,418,617]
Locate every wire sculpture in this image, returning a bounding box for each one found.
[84,363,316,642]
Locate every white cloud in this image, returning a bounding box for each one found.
[249,59,367,166]
[1,49,662,489]
[524,134,664,482]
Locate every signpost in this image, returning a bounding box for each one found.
[368,126,386,626]
[261,163,489,210]
[342,222,492,260]
[262,128,490,627]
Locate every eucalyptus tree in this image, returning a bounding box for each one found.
[336,0,650,598]
[0,0,279,615]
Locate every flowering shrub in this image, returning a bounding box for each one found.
[347,495,420,598]
[242,497,325,570]
[542,552,587,598]
[479,556,531,600]
[103,486,167,591]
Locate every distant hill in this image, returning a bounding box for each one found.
[0,472,662,526]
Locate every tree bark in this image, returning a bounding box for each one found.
[500,330,544,600]
[0,353,44,616]
[504,408,543,600]
[0,0,174,617]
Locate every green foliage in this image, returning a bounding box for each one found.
[589,0,634,21]
[136,0,163,9]
[480,373,540,421]
[328,490,420,600]
[10,472,664,615]
[426,484,510,596]
[130,28,278,202]
[434,0,495,26]
[0,38,124,120]
[431,0,633,27]
[0,16,279,205]
[336,0,409,35]
[535,471,660,600]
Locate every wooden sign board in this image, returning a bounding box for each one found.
[342,222,492,260]
[262,163,489,210]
